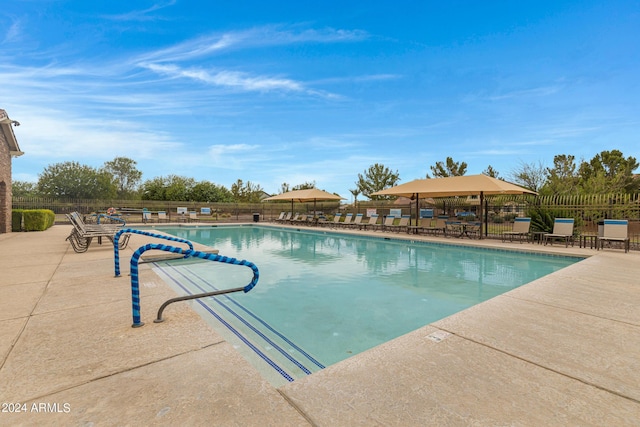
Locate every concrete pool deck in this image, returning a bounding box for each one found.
[1,224,639,425]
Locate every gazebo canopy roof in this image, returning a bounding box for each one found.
[371,174,536,198]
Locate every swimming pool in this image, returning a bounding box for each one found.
[149,225,581,387]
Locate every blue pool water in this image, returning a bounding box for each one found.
[149,225,581,386]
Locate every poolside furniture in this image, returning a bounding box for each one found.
[289,213,301,224]
[579,232,598,249]
[502,217,531,243]
[359,214,380,231]
[157,211,168,223]
[543,218,575,247]
[188,211,198,222]
[274,211,286,222]
[598,219,630,253]
[316,215,328,226]
[299,214,314,225]
[276,212,292,223]
[327,213,342,228]
[386,215,410,233]
[65,212,129,253]
[338,213,354,228]
[464,221,482,239]
[408,212,432,234]
[378,215,395,232]
[291,214,310,225]
[445,220,464,237]
[346,213,364,229]
[420,215,448,236]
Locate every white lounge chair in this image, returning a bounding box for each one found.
[386,215,410,233]
[377,215,395,232]
[277,212,292,223]
[360,214,379,231]
[598,219,630,252]
[420,215,448,235]
[338,213,354,228]
[328,213,342,228]
[157,211,168,223]
[502,217,531,243]
[543,218,575,247]
[65,212,128,253]
[346,213,364,229]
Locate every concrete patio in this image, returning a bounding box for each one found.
[1,224,639,426]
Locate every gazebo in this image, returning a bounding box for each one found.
[371,174,536,238]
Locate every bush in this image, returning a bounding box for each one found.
[527,207,580,234]
[12,209,24,231]
[13,209,55,231]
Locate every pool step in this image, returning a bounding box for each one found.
[152,262,324,384]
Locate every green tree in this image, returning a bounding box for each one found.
[356,163,400,200]
[509,160,546,193]
[140,177,167,200]
[140,175,198,201]
[231,179,264,203]
[37,161,116,199]
[101,157,142,199]
[292,181,316,191]
[540,154,579,195]
[578,150,639,193]
[482,165,500,179]
[165,175,196,201]
[11,180,39,197]
[428,157,467,178]
[349,187,361,205]
[191,181,233,202]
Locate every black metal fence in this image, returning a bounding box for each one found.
[13,194,640,250]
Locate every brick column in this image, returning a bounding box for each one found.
[0,131,11,233]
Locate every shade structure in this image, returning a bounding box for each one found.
[263,188,345,217]
[371,174,537,198]
[371,174,537,238]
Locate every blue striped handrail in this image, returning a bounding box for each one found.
[113,228,194,277]
[129,243,259,328]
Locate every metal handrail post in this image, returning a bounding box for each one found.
[129,243,259,328]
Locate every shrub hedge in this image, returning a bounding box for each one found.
[11,209,56,231]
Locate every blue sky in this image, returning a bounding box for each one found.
[2,1,639,201]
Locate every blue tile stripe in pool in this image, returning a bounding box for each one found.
[185,267,325,370]
[155,263,323,382]
[162,263,321,373]
[155,264,296,382]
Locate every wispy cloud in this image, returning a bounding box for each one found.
[102,1,177,22]
[140,63,304,92]
[2,17,22,43]
[488,85,563,101]
[129,25,367,97]
[137,26,369,63]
